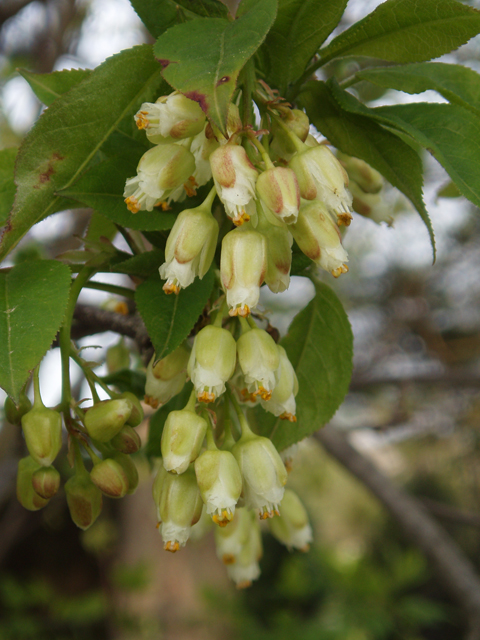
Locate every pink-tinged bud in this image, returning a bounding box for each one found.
[188,326,237,403]
[289,145,353,224]
[260,345,298,422]
[337,153,383,194]
[221,227,267,317]
[237,328,280,401]
[144,346,190,409]
[110,425,142,454]
[84,398,132,443]
[157,465,203,552]
[65,474,102,530]
[120,392,144,427]
[4,392,32,425]
[106,339,130,374]
[17,457,50,511]
[21,407,62,467]
[232,422,287,519]
[32,465,61,499]
[134,92,205,142]
[90,458,129,498]
[123,143,196,213]
[268,489,312,551]
[290,200,349,278]
[256,167,300,225]
[210,145,258,226]
[195,449,242,526]
[114,453,139,494]
[256,204,293,293]
[161,409,207,474]
[159,202,219,294]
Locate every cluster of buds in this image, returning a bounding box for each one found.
[11,368,144,531]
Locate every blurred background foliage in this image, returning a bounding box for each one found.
[1,1,480,639]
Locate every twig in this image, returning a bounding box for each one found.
[315,426,480,640]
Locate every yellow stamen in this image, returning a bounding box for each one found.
[184,176,198,197]
[164,541,180,553]
[222,553,236,565]
[114,301,129,315]
[284,459,293,474]
[125,196,140,214]
[236,580,252,590]
[337,212,353,226]
[156,200,172,211]
[331,264,349,278]
[144,395,159,409]
[212,509,234,527]
[229,304,250,318]
[232,209,250,226]
[156,521,161,529]
[280,412,297,422]
[163,282,181,295]
[135,111,149,130]
[198,390,216,404]
[299,544,310,553]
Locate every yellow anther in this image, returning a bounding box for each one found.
[198,390,216,404]
[144,395,159,409]
[212,509,234,527]
[280,412,297,423]
[163,282,181,295]
[114,301,129,315]
[135,111,150,130]
[156,200,172,211]
[232,209,250,226]
[164,541,180,553]
[337,212,353,226]
[331,264,349,278]
[236,580,252,590]
[184,176,198,197]
[125,196,140,214]
[222,553,236,565]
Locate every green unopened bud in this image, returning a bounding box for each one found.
[270,109,310,160]
[135,92,205,142]
[220,227,267,317]
[237,328,280,401]
[195,449,242,526]
[4,392,32,425]
[337,153,383,194]
[268,489,312,551]
[157,465,203,552]
[256,167,300,225]
[21,407,62,467]
[90,458,129,498]
[257,205,293,293]
[84,398,132,443]
[110,425,142,454]
[260,345,298,422]
[145,346,190,409]
[161,407,207,474]
[65,473,102,530]
[188,326,237,403]
[32,465,61,499]
[106,339,130,374]
[290,200,349,278]
[120,392,144,427]
[16,456,50,511]
[113,453,139,494]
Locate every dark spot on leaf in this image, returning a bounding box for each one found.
[216,76,230,86]
[34,152,64,189]
[185,91,209,114]
[157,59,171,69]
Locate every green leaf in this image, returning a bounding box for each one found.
[146,382,193,457]
[100,369,146,397]
[0,148,17,226]
[135,269,214,361]
[0,45,165,261]
[329,81,480,211]
[19,68,91,107]
[264,0,348,92]
[357,62,480,119]
[318,0,480,65]
[60,155,177,231]
[250,279,353,451]
[112,248,165,278]
[154,0,277,132]
[0,260,72,401]
[129,0,228,39]
[298,81,435,259]
[84,212,118,244]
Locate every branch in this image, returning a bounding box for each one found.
[315,427,480,640]
[350,369,480,390]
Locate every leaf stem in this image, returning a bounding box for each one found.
[115,225,145,255]
[82,281,135,299]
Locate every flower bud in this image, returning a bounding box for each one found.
[260,345,298,422]
[114,453,139,494]
[120,392,144,427]
[232,421,287,519]
[110,425,142,454]
[21,407,62,467]
[256,167,300,225]
[210,144,258,226]
[90,458,129,498]
[188,325,237,403]
[32,465,61,499]
[290,200,349,278]
[84,398,132,443]
[161,408,207,474]
[106,339,130,374]
[220,227,267,317]
[65,473,102,530]
[16,456,50,511]
[214,507,251,564]
[268,489,312,551]
[237,328,280,400]
[124,143,196,213]
[195,449,242,525]
[4,392,32,425]
[349,181,394,226]
[227,517,262,588]
[289,144,353,224]
[337,153,383,194]
[159,202,219,294]
[270,109,310,161]
[157,465,203,551]
[144,346,190,409]
[256,204,293,293]
[135,92,205,142]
